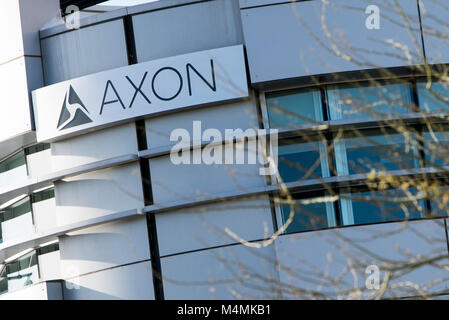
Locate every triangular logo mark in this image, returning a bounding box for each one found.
[57,85,92,130]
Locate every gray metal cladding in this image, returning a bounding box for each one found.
[240,0,424,84]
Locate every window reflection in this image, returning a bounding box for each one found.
[417,80,449,113]
[327,82,413,120]
[0,188,55,243]
[339,188,425,226]
[423,126,449,167]
[280,193,336,233]
[278,136,330,183]
[0,243,60,295]
[334,129,420,176]
[0,151,26,175]
[1,197,31,224]
[429,186,449,218]
[264,80,449,233]
[266,88,323,129]
[5,251,38,293]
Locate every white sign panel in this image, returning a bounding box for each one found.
[32,45,248,142]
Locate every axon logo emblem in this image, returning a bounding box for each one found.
[57,85,93,130]
[32,46,248,142]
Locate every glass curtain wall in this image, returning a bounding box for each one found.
[266,78,449,234]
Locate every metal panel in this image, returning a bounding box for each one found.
[145,98,259,149]
[27,148,53,178]
[133,0,244,63]
[60,0,104,12]
[38,251,61,281]
[1,212,33,243]
[50,123,138,172]
[162,243,279,299]
[0,153,139,210]
[59,216,150,275]
[54,163,144,225]
[149,150,267,204]
[41,19,128,85]
[19,0,61,57]
[0,57,41,143]
[275,219,449,299]
[420,0,449,64]
[40,8,128,39]
[241,0,424,84]
[0,165,28,189]
[156,196,273,256]
[0,0,26,65]
[0,208,140,263]
[0,0,59,65]
[239,0,289,9]
[0,281,63,300]
[62,260,154,300]
[33,198,57,233]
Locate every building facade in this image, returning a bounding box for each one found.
[0,0,449,299]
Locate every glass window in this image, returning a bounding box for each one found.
[6,251,37,275]
[334,129,420,176]
[266,88,323,129]
[0,245,59,295]
[429,186,449,218]
[32,188,55,203]
[280,193,337,233]
[417,80,449,113]
[277,136,330,183]
[5,251,38,292]
[423,126,449,167]
[37,243,59,256]
[339,188,425,226]
[1,197,31,223]
[25,143,50,156]
[327,82,413,120]
[0,151,25,174]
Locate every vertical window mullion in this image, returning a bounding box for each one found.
[321,86,341,226]
[411,78,420,112]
